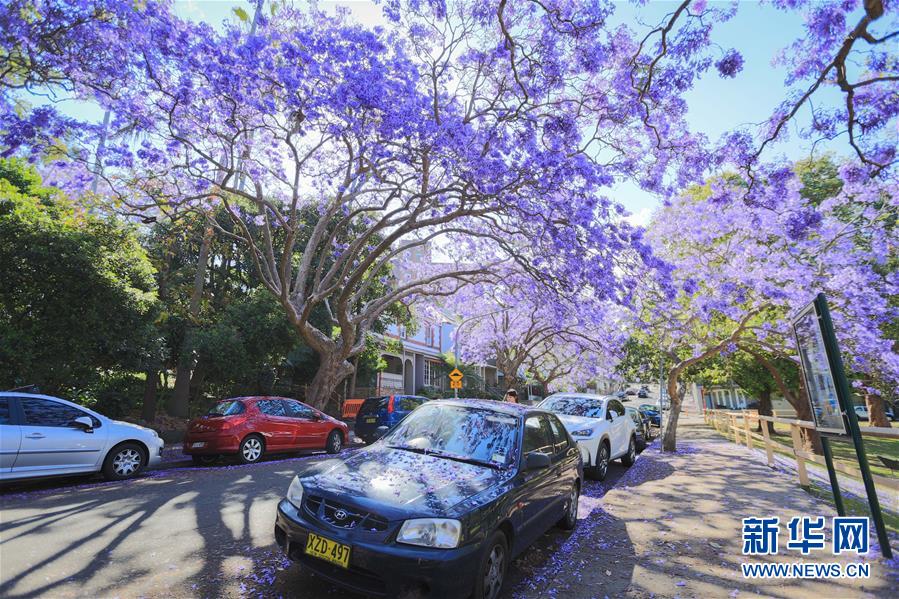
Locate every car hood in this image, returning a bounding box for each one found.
[110,419,158,437]
[298,444,512,518]
[555,414,602,432]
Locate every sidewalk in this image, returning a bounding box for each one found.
[515,412,899,599]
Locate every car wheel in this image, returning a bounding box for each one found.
[326,430,343,454]
[557,482,579,530]
[621,436,636,467]
[102,442,146,481]
[238,434,265,464]
[474,531,508,599]
[191,454,218,466]
[588,442,609,481]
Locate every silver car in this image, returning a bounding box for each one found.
[0,392,163,481]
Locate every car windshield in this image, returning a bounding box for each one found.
[207,400,244,417]
[640,404,657,411]
[540,396,605,419]
[383,403,519,469]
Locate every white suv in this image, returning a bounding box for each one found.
[538,393,637,480]
[0,392,163,481]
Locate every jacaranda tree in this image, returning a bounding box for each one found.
[1,0,739,410]
[644,162,898,451]
[2,0,896,417]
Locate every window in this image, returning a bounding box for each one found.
[546,415,569,453]
[384,404,519,468]
[523,416,554,456]
[540,396,604,419]
[0,398,11,425]
[21,398,95,427]
[423,360,441,388]
[628,409,641,426]
[358,397,388,416]
[397,396,426,411]
[607,400,624,420]
[257,399,287,417]
[206,400,245,416]
[284,400,316,419]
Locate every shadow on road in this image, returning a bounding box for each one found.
[0,446,668,599]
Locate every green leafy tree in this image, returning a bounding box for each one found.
[0,158,157,395]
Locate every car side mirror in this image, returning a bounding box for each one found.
[524,452,551,471]
[72,416,94,432]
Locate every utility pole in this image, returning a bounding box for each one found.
[658,354,665,438]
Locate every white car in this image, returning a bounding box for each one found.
[0,392,163,481]
[854,404,897,421]
[538,393,637,480]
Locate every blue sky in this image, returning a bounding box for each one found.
[54,1,847,222]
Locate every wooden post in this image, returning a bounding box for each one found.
[790,423,810,488]
[761,417,774,467]
[744,412,753,449]
[731,414,740,444]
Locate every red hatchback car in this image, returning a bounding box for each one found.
[183,397,348,465]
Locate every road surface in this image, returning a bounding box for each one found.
[0,444,634,598]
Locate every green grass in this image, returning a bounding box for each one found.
[806,483,899,536]
[712,419,899,534]
[767,422,899,479]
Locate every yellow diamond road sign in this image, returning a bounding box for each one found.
[448,368,463,382]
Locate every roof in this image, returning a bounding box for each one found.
[435,398,539,416]
[544,392,613,401]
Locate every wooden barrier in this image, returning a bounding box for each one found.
[341,399,365,419]
[702,408,899,494]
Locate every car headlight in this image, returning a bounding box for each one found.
[571,428,594,437]
[287,475,304,509]
[396,518,461,549]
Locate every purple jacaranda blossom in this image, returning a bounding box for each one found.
[715,49,744,78]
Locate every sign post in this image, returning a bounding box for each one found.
[791,293,892,559]
[448,368,463,398]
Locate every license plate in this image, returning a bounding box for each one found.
[305,533,350,569]
[191,442,206,448]
[364,417,377,424]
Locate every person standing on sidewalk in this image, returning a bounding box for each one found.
[504,389,519,403]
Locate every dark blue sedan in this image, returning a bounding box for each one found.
[274,399,582,598]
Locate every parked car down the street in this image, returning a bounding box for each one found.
[625,406,651,450]
[183,397,348,465]
[354,395,429,444]
[0,392,163,481]
[637,389,648,399]
[853,404,897,422]
[639,404,661,427]
[274,399,582,599]
[538,393,637,481]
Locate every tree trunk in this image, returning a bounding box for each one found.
[169,225,213,418]
[189,360,208,405]
[662,373,682,452]
[866,393,892,428]
[757,389,774,434]
[349,356,359,399]
[792,380,824,455]
[140,369,159,422]
[306,353,355,411]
